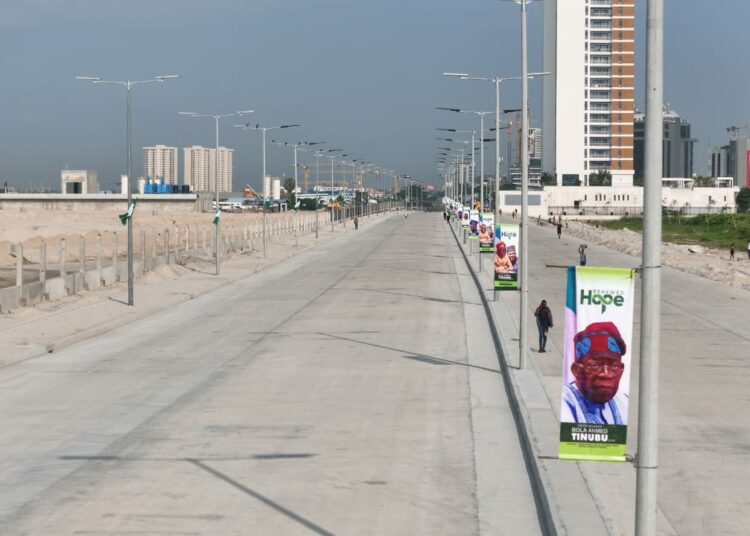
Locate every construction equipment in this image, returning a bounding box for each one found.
[243,184,261,199]
[727,124,750,140]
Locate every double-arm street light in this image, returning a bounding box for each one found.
[444,70,547,217]
[76,74,179,306]
[437,130,473,204]
[437,108,494,213]
[179,109,254,275]
[235,123,300,257]
[272,140,324,246]
[313,148,341,237]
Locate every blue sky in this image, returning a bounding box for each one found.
[0,0,748,191]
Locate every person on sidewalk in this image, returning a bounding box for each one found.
[578,244,588,266]
[730,243,735,261]
[354,217,359,230]
[747,239,750,260]
[534,299,553,353]
[556,222,562,239]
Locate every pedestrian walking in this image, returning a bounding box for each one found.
[556,222,562,239]
[534,299,553,353]
[578,244,588,266]
[729,243,735,261]
[354,217,359,230]
[747,239,750,260]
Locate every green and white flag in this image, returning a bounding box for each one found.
[118,198,138,225]
[212,209,220,225]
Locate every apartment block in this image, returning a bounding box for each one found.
[143,145,179,185]
[183,146,234,193]
[543,0,635,186]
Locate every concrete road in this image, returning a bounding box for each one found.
[0,213,542,535]
[460,216,750,536]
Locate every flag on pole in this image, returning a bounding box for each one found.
[118,198,138,225]
[212,209,220,225]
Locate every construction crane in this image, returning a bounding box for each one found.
[727,123,750,140]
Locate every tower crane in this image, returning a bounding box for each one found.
[727,123,750,140]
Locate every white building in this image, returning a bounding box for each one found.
[543,0,635,187]
[61,170,98,194]
[183,146,233,193]
[144,145,179,185]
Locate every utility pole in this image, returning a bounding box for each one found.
[635,1,664,534]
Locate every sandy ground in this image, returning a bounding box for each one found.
[0,208,395,366]
[560,219,750,291]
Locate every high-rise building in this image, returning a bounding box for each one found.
[183,146,234,193]
[710,137,750,188]
[543,0,635,186]
[143,145,178,184]
[634,106,696,179]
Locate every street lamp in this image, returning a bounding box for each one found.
[76,73,179,306]
[179,109,254,275]
[235,123,300,257]
[438,108,494,213]
[272,140,324,246]
[444,70,547,218]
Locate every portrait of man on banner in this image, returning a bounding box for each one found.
[561,321,629,424]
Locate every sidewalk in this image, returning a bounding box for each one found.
[448,213,750,535]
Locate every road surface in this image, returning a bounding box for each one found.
[0,213,542,535]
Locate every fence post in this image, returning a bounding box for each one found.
[79,235,85,278]
[16,243,23,296]
[96,233,102,281]
[112,231,118,281]
[60,238,67,280]
[40,240,47,285]
[165,229,170,265]
[141,229,147,275]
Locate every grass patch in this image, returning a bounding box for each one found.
[595,213,750,249]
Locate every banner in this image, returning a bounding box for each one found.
[559,266,635,462]
[479,213,495,252]
[461,207,470,228]
[493,223,519,289]
[468,210,480,238]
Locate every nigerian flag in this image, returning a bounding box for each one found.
[212,209,221,225]
[119,198,137,225]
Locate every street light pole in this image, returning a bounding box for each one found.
[234,123,300,258]
[180,109,254,275]
[519,0,530,369]
[636,1,664,534]
[76,74,179,306]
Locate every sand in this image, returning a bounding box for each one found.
[564,220,750,291]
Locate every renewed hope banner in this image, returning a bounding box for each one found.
[560,266,635,462]
[493,223,518,289]
[479,213,495,252]
[468,210,480,238]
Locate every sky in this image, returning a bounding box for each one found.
[1,0,749,192]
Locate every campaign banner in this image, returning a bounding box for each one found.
[468,210,480,238]
[493,223,519,289]
[461,207,470,228]
[559,266,635,462]
[479,213,495,252]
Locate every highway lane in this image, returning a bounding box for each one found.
[0,213,541,535]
